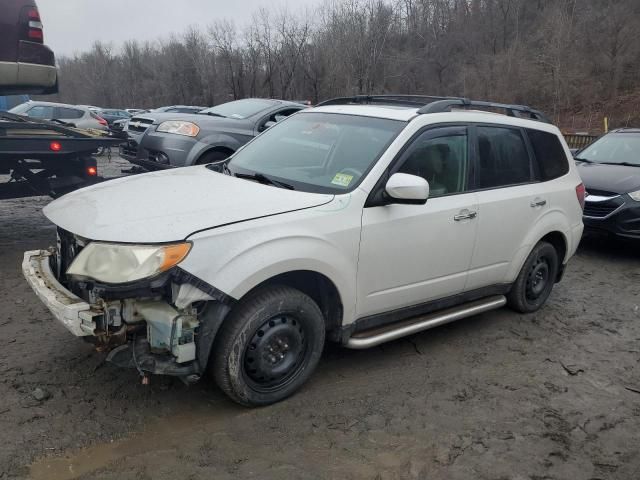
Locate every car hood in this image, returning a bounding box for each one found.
[576,162,640,195]
[135,112,248,129]
[44,167,334,243]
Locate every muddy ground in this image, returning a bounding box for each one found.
[1,156,639,479]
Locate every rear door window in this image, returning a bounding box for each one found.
[55,107,84,120]
[526,129,569,181]
[475,126,532,189]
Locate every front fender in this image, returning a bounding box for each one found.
[181,197,364,324]
[186,133,245,166]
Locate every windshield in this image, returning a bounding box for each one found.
[199,99,275,119]
[227,112,406,193]
[577,133,640,166]
[8,103,31,114]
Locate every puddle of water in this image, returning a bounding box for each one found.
[29,402,243,480]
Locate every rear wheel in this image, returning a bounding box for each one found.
[507,241,559,313]
[211,285,325,407]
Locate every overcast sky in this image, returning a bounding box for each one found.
[37,0,321,56]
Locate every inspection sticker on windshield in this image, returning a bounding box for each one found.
[331,173,354,187]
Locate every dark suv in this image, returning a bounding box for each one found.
[120,99,306,170]
[0,0,57,95]
[575,128,640,239]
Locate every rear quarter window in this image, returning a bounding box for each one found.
[527,129,569,181]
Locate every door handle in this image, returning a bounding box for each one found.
[530,198,547,208]
[454,210,478,221]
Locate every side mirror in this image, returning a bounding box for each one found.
[385,173,429,204]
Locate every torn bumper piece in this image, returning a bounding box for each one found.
[22,250,101,337]
[107,339,201,382]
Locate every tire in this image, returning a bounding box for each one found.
[507,241,559,313]
[195,150,229,166]
[211,285,325,407]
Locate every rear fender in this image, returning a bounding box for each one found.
[505,209,572,283]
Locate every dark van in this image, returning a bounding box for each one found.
[0,0,58,95]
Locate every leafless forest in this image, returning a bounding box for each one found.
[51,0,640,130]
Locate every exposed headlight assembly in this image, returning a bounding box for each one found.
[156,121,200,137]
[67,242,191,284]
[628,190,640,202]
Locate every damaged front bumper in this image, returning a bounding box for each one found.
[23,248,233,383]
[22,249,101,337]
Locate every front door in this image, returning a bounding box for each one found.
[357,126,479,319]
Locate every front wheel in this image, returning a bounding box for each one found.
[211,285,325,407]
[507,241,559,313]
[195,150,229,166]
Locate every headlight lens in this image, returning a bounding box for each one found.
[629,190,640,202]
[157,121,200,137]
[67,242,191,284]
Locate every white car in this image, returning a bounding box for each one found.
[23,96,585,406]
[10,101,108,130]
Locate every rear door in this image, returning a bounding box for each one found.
[466,124,548,290]
[54,107,83,121]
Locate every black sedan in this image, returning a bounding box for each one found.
[120,99,306,170]
[575,128,640,239]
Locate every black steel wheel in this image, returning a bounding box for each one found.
[211,285,325,406]
[507,241,559,313]
[243,314,309,392]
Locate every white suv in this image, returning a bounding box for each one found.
[23,96,585,406]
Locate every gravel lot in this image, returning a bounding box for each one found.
[1,156,639,479]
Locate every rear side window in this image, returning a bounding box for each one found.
[56,107,84,120]
[476,126,532,189]
[527,129,569,181]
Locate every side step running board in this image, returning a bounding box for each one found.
[345,295,507,349]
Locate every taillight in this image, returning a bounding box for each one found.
[575,183,586,210]
[22,7,44,43]
[87,166,98,176]
[97,116,108,126]
[49,141,62,152]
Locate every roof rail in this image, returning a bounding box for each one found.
[316,95,551,124]
[316,95,462,109]
[419,99,551,123]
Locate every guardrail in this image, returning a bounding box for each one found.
[563,133,598,150]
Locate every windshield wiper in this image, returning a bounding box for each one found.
[574,157,592,163]
[234,172,295,190]
[599,161,640,167]
[199,111,226,118]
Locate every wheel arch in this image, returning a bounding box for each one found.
[505,210,573,284]
[195,145,235,165]
[243,270,344,340]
